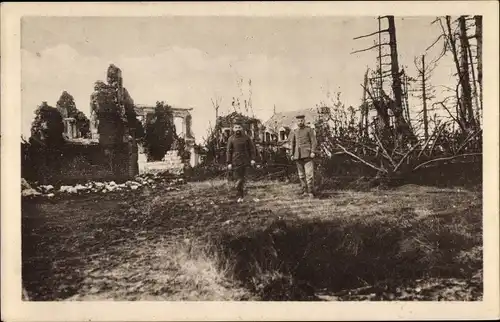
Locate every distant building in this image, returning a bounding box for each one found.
[262,107,330,148]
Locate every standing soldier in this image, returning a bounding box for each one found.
[288,114,318,198]
[226,118,256,202]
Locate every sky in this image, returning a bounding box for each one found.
[21,16,456,142]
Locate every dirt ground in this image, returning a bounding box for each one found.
[22,179,483,301]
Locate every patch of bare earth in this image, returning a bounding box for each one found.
[22,180,482,301]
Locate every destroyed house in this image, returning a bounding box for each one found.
[262,107,328,146]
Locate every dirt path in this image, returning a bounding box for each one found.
[22,180,482,301]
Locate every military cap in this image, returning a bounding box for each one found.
[296,114,305,119]
[233,117,244,125]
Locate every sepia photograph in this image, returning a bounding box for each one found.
[2,1,499,321]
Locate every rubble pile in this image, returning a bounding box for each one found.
[21,172,186,198]
[21,178,42,197]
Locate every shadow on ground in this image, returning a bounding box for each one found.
[22,180,483,301]
[214,203,482,301]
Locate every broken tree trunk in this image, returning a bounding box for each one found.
[458,16,476,129]
[377,17,384,100]
[359,68,370,137]
[474,15,483,116]
[387,16,403,114]
[445,16,467,132]
[421,55,429,140]
[387,16,416,144]
[467,38,481,125]
[402,70,412,130]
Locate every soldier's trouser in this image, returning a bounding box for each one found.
[296,158,315,193]
[232,165,247,197]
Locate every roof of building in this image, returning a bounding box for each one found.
[263,108,321,132]
[135,104,193,112]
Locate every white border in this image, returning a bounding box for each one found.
[2,2,499,321]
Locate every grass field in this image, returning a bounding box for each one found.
[22,179,483,301]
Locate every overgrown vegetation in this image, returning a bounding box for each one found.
[90,64,144,146]
[143,101,177,161]
[24,64,146,184]
[30,102,65,148]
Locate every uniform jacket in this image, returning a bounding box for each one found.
[288,126,318,160]
[226,133,256,166]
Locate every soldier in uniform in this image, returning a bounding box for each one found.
[288,114,318,198]
[226,118,256,202]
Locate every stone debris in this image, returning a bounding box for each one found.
[21,172,186,198]
[21,178,33,190]
[22,188,42,197]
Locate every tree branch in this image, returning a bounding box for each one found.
[337,144,388,173]
[456,128,482,154]
[353,29,389,40]
[413,153,482,171]
[427,123,447,157]
[425,33,445,52]
[373,131,395,166]
[417,121,442,158]
[394,143,420,172]
[350,43,391,55]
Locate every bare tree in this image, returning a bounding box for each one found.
[352,16,417,145]
[211,95,222,120]
[358,68,370,137]
[413,54,437,140]
[387,16,403,118]
[474,16,483,113]
[458,16,476,129]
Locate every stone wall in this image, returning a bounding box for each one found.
[22,140,137,185]
[140,150,186,175]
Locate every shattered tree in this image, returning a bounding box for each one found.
[358,68,370,138]
[458,16,476,129]
[438,15,481,133]
[352,16,417,146]
[474,16,483,114]
[386,16,417,145]
[420,56,429,140]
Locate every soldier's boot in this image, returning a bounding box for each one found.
[297,177,307,196]
[235,179,245,202]
[306,184,316,199]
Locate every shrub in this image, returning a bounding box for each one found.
[143,101,176,161]
[30,102,65,148]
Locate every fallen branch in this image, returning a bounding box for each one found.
[393,143,420,173]
[428,123,447,157]
[456,128,482,154]
[373,131,396,167]
[346,140,383,158]
[413,153,482,171]
[417,121,442,159]
[337,144,388,173]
